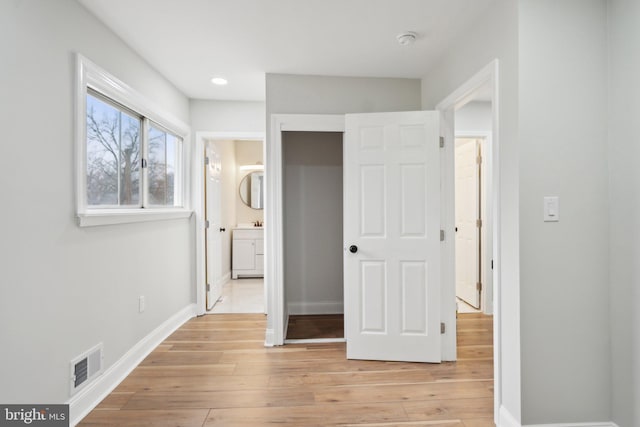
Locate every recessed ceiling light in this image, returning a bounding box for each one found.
[211,77,228,86]
[396,31,417,46]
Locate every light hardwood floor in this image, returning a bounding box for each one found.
[79,313,494,427]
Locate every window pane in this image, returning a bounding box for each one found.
[86,93,141,206]
[148,124,181,206]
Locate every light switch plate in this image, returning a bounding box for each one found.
[544,196,559,222]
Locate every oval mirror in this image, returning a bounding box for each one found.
[239,172,264,210]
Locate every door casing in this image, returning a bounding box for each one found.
[436,59,500,422]
[265,115,345,346]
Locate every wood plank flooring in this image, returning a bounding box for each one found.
[79,312,494,427]
[287,314,344,339]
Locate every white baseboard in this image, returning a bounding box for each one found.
[526,423,619,427]
[67,303,198,426]
[499,407,618,427]
[264,328,275,347]
[283,312,290,343]
[287,301,343,315]
[500,405,521,427]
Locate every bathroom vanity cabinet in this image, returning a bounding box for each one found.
[232,228,264,278]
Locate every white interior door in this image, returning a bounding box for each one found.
[205,144,223,310]
[455,138,480,309]
[344,111,441,363]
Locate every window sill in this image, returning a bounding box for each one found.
[77,208,193,227]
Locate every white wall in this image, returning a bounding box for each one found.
[190,100,265,133]
[283,132,343,314]
[456,101,492,133]
[519,1,609,423]
[421,0,521,420]
[607,0,640,425]
[0,0,192,406]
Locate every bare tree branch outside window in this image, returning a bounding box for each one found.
[86,93,140,206]
[86,93,179,207]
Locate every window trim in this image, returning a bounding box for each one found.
[75,54,192,226]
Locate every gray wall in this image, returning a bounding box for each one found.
[266,74,422,116]
[0,0,192,404]
[420,0,521,420]
[519,1,610,423]
[283,132,343,314]
[608,0,640,425]
[265,73,421,332]
[190,100,265,133]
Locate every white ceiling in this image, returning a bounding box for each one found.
[78,0,496,101]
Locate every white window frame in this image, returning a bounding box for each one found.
[75,54,192,226]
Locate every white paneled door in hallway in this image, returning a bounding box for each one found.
[344,111,441,363]
[455,138,481,309]
[205,143,223,310]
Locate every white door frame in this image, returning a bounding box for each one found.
[265,115,345,346]
[436,59,501,422]
[193,131,265,315]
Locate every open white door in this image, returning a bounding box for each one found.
[455,138,480,308]
[344,111,441,363]
[205,143,223,310]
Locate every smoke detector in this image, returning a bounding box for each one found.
[396,31,417,46]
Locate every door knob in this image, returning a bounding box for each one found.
[219,227,226,232]
[349,245,358,254]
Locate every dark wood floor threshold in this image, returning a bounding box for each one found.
[286,314,344,340]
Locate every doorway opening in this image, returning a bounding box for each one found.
[194,132,265,316]
[455,133,491,314]
[281,131,345,343]
[268,112,443,362]
[453,99,493,316]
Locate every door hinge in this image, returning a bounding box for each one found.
[477,282,482,291]
[476,219,483,228]
[205,220,210,229]
[491,259,494,270]
[205,157,210,166]
[439,136,445,148]
[440,229,445,241]
[440,322,446,334]
[206,283,211,291]
[141,158,148,168]
[476,155,482,164]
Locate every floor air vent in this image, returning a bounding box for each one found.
[70,343,103,394]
